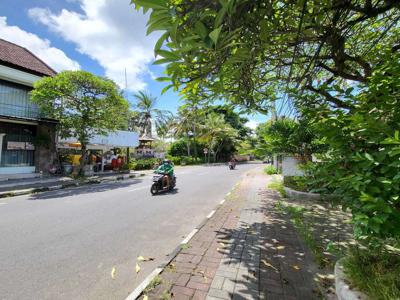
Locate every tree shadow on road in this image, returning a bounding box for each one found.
[27,178,146,200]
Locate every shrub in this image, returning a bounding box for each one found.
[264,165,278,175]
[166,156,202,166]
[283,176,308,192]
[129,158,160,170]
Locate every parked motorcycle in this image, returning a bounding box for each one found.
[150,173,176,195]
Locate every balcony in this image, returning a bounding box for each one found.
[0,102,40,120]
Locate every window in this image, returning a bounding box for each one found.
[0,122,35,167]
[0,80,39,119]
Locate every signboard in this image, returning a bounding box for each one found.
[7,141,26,150]
[203,148,208,154]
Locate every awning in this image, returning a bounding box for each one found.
[59,130,139,148]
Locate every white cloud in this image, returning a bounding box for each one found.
[245,120,259,130]
[28,0,159,91]
[0,16,80,72]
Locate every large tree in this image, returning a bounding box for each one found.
[132,0,399,113]
[31,70,129,174]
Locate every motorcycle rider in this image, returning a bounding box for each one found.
[155,159,174,189]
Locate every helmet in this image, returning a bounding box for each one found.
[163,159,171,164]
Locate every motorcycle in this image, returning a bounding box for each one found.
[150,173,176,195]
[228,161,236,170]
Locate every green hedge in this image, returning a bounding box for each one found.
[129,158,161,170]
[166,156,202,166]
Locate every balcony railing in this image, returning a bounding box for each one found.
[0,102,40,120]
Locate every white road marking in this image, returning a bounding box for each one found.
[220,199,225,205]
[124,267,164,300]
[181,229,198,245]
[127,186,147,192]
[0,202,7,205]
[207,210,216,219]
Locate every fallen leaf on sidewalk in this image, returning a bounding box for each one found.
[292,265,301,270]
[111,267,116,279]
[276,245,285,250]
[137,256,155,262]
[219,242,225,247]
[135,263,141,273]
[261,259,278,271]
[143,295,148,300]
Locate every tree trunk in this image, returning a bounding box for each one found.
[192,125,198,158]
[79,143,88,176]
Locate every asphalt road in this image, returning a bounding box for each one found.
[0,163,258,300]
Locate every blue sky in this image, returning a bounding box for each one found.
[0,0,268,128]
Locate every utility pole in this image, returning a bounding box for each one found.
[124,68,130,164]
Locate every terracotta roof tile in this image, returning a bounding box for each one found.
[0,39,56,77]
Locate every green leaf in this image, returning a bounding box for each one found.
[194,21,208,39]
[146,16,171,35]
[156,49,180,61]
[365,153,374,161]
[215,7,227,27]
[209,27,222,46]
[156,77,171,82]
[132,0,167,10]
[154,32,169,54]
[161,84,173,94]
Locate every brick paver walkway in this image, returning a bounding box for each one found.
[143,168,320,300]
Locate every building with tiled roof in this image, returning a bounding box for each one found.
[0,39,56,77]
[0,38,57,176]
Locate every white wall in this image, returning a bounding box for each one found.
[282,156,304,176]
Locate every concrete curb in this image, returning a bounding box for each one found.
[335,258,369,300]
[126,181,242,300]
[0,173,146,199]
[284,186,321,201]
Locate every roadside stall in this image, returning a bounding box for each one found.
[58,130,139,175]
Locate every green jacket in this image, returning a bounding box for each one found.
[155,163,174,176]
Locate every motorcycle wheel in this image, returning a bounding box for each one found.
[150,183,159,195]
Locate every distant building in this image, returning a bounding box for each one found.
[0,39,58,175]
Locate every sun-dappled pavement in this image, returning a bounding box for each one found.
[142,168,349,300]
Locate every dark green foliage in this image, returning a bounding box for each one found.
[168,139,205,158]
[303,55,400,239]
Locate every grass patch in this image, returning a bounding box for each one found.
[264,165,278,175]
[268,179,286,198]
[143,275,162,294]
[285,204,330,267]
[343,246,400,300]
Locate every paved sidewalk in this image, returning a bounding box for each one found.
[142,169,320,300]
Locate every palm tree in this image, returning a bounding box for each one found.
[133,91,171,137]
[200,113,238,163]
[171,104,203,157]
